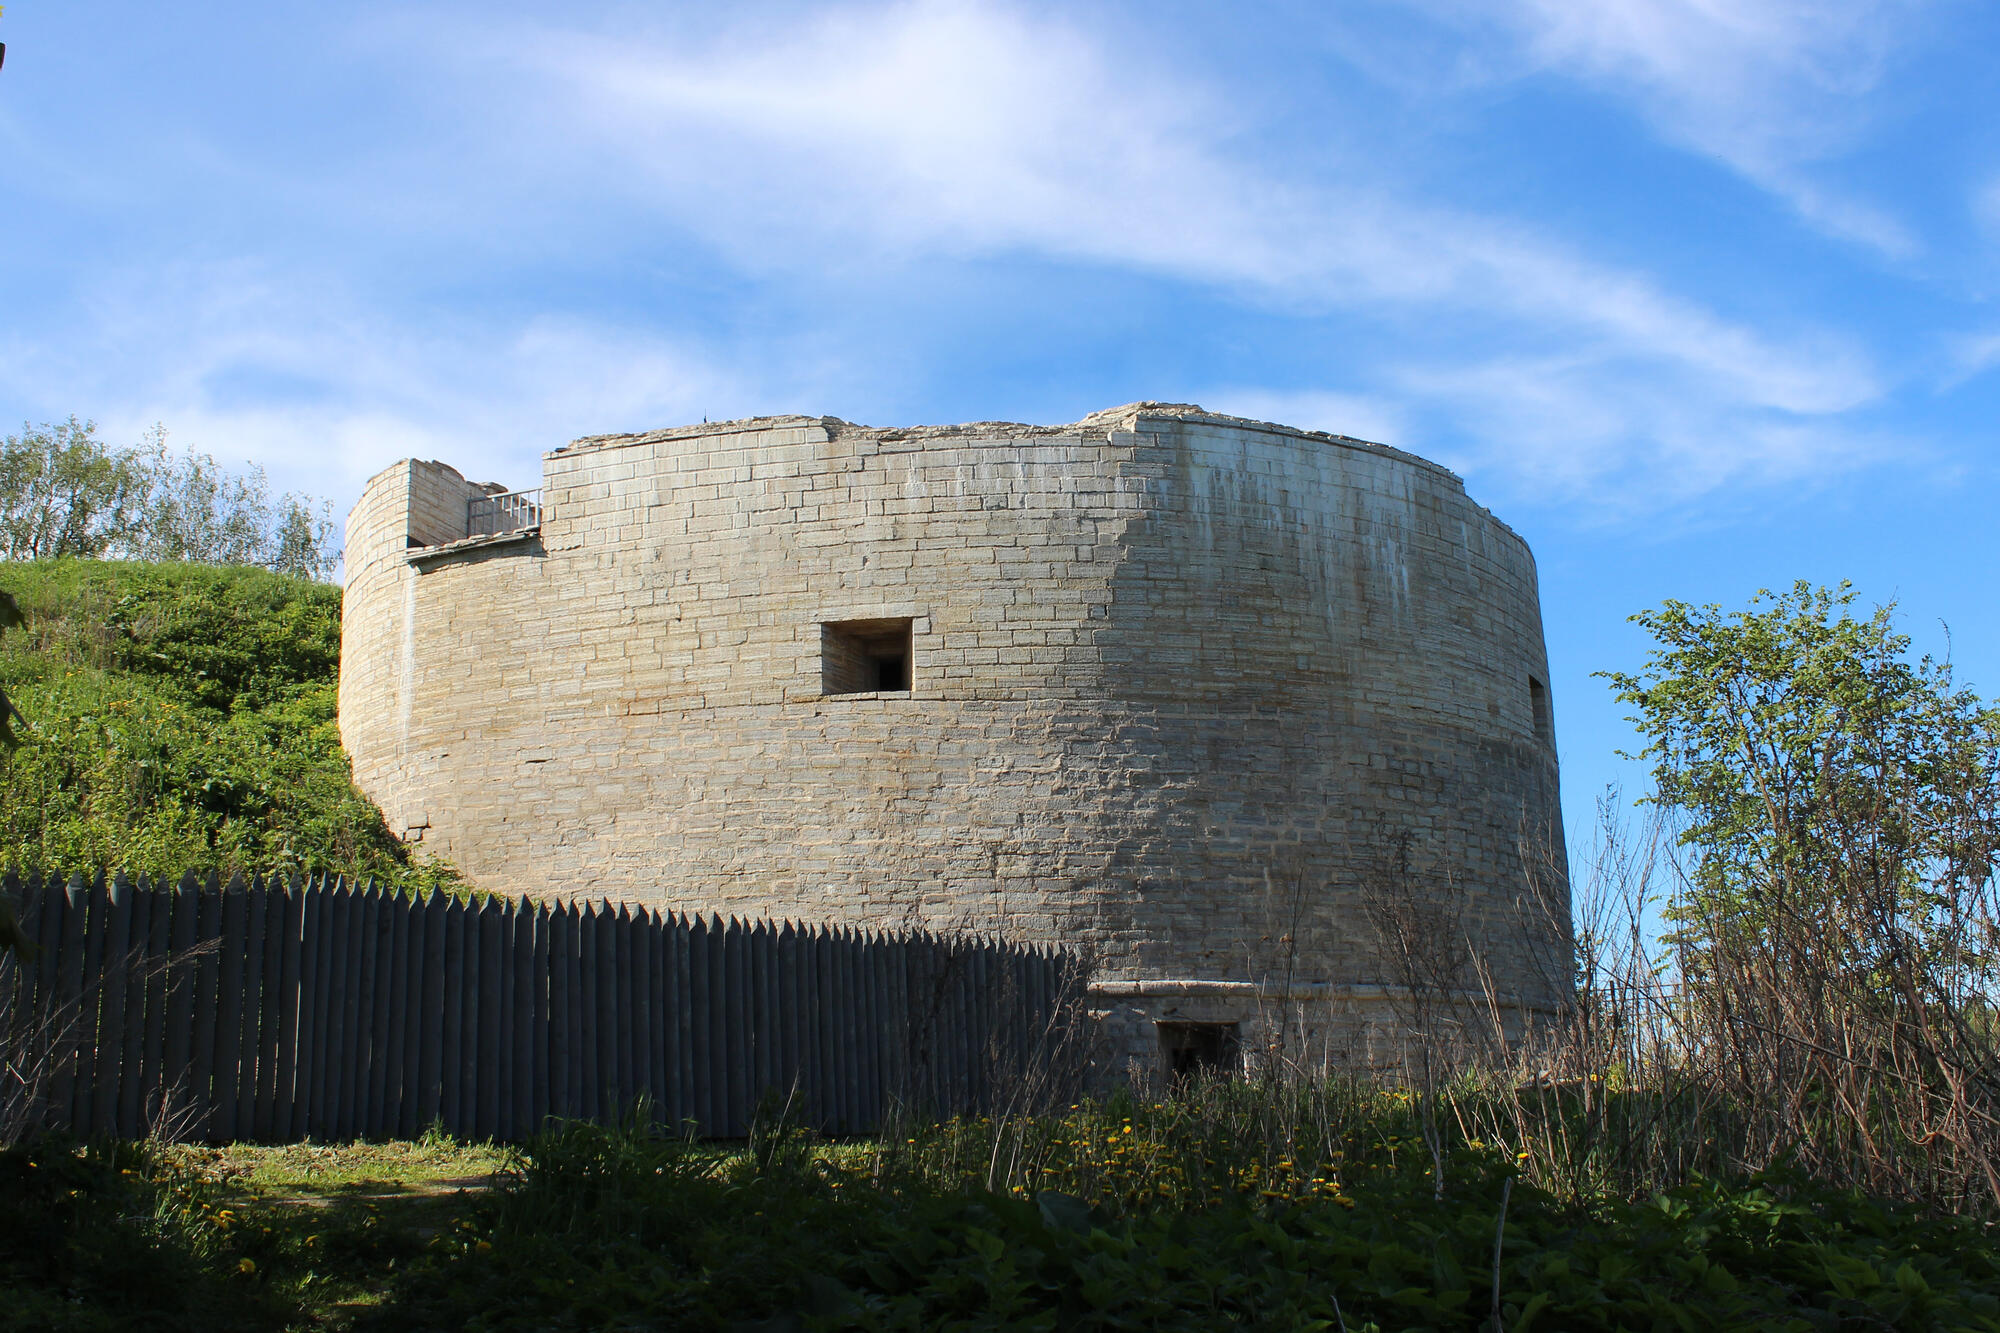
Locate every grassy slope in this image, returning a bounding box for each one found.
[0,559,454,890]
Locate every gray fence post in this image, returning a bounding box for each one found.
[136,878,171,1137]
[91,875,132,1138]
[418,891,448,1131]
[439,894,467,1136]
[475,896,503,1140]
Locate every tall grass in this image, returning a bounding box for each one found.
[864,792,2000,1222]
[1483,796,2000,1216]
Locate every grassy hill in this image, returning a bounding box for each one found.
[0,559,456,890]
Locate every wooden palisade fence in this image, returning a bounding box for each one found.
[0,871,1086,1144]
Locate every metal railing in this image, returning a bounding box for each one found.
[466,488,542,538]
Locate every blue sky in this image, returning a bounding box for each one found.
[3,1,1997,850]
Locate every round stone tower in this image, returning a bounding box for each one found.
[339,404,1567,1072]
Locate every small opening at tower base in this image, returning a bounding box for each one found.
[1156,1020,1241,1081]
[822,617,914,695]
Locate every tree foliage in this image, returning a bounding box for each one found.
[0,417,149,561]
[1605,583,2000,1209]
[0,418,338,579]
[1608,583,2000,953]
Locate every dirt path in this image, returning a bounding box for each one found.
[253,1172,503,1209]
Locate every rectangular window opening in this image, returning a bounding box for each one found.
[1156,1020,1241,1082]
[1529,676,1551,744]
[822,617,914,696]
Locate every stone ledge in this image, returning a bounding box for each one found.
[1091,979,1559,1010]
[405,526,541,567]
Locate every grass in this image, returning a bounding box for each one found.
[7,1087,1998,1332]
[0,1133,506,1332]
[373,1094,2000,1331]
[157,1136,509,1201]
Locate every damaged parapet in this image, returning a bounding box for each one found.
[342,460,543,568]
[339,404,1570,1080]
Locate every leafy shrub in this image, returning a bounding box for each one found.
[0,1138,290,1332]
[375,1103,2000,1332]
[0,559,458,891]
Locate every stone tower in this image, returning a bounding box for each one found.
[339,404,1568,1072]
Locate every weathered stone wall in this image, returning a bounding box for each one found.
[339,405,1568,1073]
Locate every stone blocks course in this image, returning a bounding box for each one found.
[339,404,1568,1075]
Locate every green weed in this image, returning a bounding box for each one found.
[0,558,461,891]
[368,1096,2000,1331]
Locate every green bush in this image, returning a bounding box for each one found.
[0,1138,290,1332]
[7,1097,1997,1330]
[374,1104,2000,1332]
[0,559,458,891]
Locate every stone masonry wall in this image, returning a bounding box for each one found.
[339,405,1569,1074]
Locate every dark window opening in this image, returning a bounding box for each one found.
[1157,1021,1241,1082]
[1529,677,1551,744]
[822,618,914,695]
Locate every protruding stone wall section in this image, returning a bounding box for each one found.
[408,460,495,549]
[339,405,1569,1075]
[339,458,546,848]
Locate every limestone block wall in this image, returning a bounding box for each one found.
[339,405,1568,1073]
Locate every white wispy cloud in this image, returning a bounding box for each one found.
[1946,330,2000,384]
[1447,0,1923,255]
[1389,351,1888,512]
[501,5,1874,398]
[441,1,1880,499]
[0,258,758,514]
[4,0,1904,522]
[1975,176,2000,236]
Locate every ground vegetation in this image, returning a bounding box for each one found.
[0,559,457,890]
[5,1101,1998,1332]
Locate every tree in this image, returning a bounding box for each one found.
[132,425,277,565]
[0,417,149,560]
[1607,581,2000,969]
[1607,582,2000,1208]
[0,418,341,580]
[268,494,341,581]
